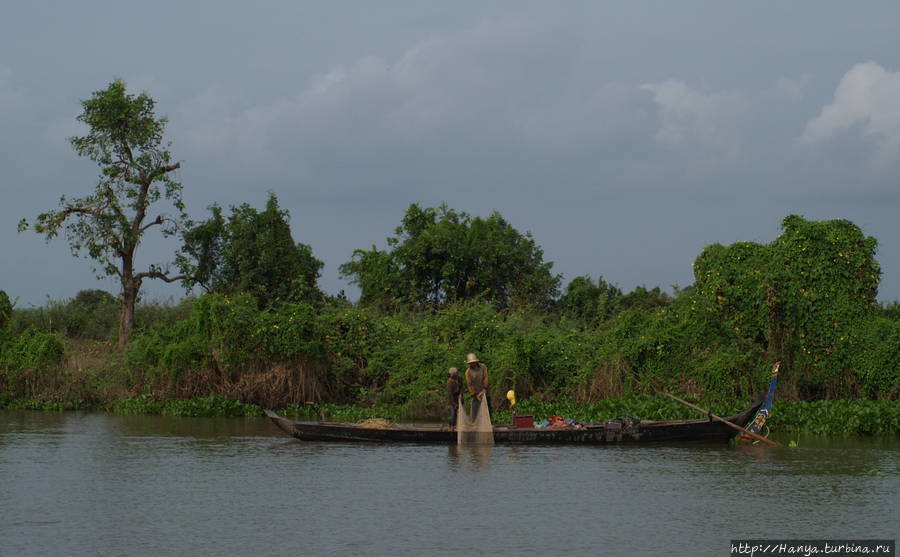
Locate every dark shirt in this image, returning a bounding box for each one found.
[447,376,462,407]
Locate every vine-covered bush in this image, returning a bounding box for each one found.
[0,328,66,372]
[1,216,896,427]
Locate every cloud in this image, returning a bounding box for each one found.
[800,61,900,166]
[640,80,746,166]
[172,20,580,169]
[164,16,857,201]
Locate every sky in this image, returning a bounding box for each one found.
[2,1,899,307]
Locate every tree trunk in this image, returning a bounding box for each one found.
[118,256,140,348]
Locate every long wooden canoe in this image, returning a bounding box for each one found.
[264,399,763,445]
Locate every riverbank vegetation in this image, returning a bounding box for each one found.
[2,207,898,435]
[0,393,895,436]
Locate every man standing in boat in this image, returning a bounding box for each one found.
[447,367,462,430]
[464,353,491,418]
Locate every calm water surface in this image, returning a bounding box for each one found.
[1,410,896,556]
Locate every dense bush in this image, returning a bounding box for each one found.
[848,316,900,398]
[0,328,66,372]
[1,215,896,434]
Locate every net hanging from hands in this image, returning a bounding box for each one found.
[456,395,494,445]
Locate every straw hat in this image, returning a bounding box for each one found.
[465,353,479,364]
[448,367,458,375]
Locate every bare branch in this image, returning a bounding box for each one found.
[134,270,189,283]
[140,215,164,233]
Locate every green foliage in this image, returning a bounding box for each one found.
[558,275,623,327]
[18,79,187,346]
[179,193,323,308]
[767,399,899,435]
[336,246,400,310]
[112,395,261,417]
[125,293,326,398]
[769,216,880,386]
[111,394,163,415]
[340,203,560,310]
[619,285,673,312]
[2,398,93,412]
[161,396,261,418]
[877,300,900,320]
[178,204,226,291]
[2,391,886,435]
[0,327,67,402]
[193,294,324,368]
[692,215,882,398]
[19,79,186,274]
[9,294,191,342]
[2,214,896,433]
[10,294,115,340]
[693,241,770,345]
[0,290,11,330]
[848,316,900,398]
[65,290,119,339]
[134,296,195,331]
[125,317,208,383]
[0,328,66,371]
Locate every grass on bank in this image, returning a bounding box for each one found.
[1,393,896,435]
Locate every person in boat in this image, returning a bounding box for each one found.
[464,353,492,417]
[447,367,462,430]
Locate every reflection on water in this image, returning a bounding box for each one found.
[1,410,897,557]
[448,444,494,469]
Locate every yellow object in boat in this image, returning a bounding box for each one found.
[506,390,516,406]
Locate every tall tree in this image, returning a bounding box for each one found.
[19,80,186,346]
[341,203,560,309]
[178,193,323,307]
[559,275,623,326]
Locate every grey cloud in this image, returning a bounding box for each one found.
[173,30,837,203]
[640,80,747,167]
[172,21,581,168]
[800,61,900,168]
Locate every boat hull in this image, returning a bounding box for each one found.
[264,401,763,445]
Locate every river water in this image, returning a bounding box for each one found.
[1,410,896,557]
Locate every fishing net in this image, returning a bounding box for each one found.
[356,418,393,429]
[457,396,494,445]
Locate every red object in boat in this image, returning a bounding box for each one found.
[513,414,534,428]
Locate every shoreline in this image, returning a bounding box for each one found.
[2,394,895,435]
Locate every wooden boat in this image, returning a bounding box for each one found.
[264,398,763,445]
